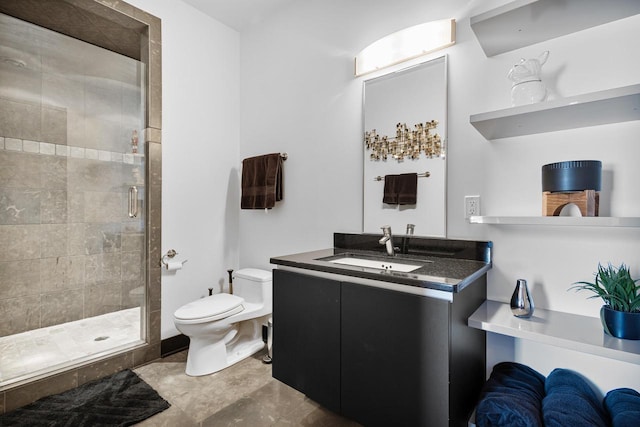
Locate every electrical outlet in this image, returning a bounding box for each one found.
[465,196,480,219]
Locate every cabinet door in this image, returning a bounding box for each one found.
[341,282,450,426]
[272,269,341,413]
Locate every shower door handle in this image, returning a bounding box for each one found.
[128,186,138,218]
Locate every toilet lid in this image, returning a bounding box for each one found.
[174,293,244,321]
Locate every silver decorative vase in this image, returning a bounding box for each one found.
[510,279,534,318]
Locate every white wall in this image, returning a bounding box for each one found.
[239,0,640,393]
[126,0,241,339]
[238,0,464,269]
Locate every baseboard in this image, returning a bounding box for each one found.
[160,334,189,357]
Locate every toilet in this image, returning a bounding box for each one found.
[173,268,272,376]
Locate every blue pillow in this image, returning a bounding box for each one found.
[543,368,608,427]
[475,362,545,427]
[604,388,640,427]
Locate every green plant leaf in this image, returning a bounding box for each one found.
[569,263,640,313]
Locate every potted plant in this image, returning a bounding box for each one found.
[570,263,640,340]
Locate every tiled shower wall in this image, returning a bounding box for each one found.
[0,13,146,337]
[0,0,161,411]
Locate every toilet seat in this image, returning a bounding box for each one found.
[174,293,245,324]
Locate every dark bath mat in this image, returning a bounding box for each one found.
[0,369,170,426]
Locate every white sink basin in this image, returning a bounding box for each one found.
[327,257,422,273]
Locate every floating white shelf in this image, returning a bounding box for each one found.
[469,84,640,140]
[469,216,640,227]
[468,300,640,365]
[470,0,640,57]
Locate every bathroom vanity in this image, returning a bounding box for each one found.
[270,233,492,427]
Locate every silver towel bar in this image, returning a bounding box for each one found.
[374,171,430,181]
[241,153,287,163]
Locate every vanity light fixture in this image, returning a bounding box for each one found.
[355,19,455,77]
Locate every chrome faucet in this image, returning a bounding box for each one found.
[402,224,415,254]
[406,224,415,235]
[379,225,397,256]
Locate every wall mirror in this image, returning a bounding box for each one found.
[362,55,447,237]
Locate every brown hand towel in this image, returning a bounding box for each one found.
[383,174,399,204]
[383,173,417,205]
[241,153,283,209]
[397,173,418,205]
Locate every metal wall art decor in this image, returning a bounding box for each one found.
[365,120,443,161]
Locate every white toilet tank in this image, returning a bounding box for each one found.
[232,268,272,306]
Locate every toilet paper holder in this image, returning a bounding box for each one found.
[161,249,188,269]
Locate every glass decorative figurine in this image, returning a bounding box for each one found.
[508,51,549,106]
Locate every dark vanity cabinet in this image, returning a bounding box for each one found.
[342,282,451,426]
[272,268,487,427]
[271,269,341,413]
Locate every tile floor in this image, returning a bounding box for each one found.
[135,350,361,426]
[0,308,142,387]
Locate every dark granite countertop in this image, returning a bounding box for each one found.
[270,233,492,293]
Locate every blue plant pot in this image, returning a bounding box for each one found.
[600,305,640,340]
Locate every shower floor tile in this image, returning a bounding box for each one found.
[0,307,142,386]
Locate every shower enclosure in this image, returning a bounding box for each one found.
[0,12,147,388]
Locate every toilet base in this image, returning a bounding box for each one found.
[184,316,269,376]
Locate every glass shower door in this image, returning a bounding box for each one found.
[0,13,146,388]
